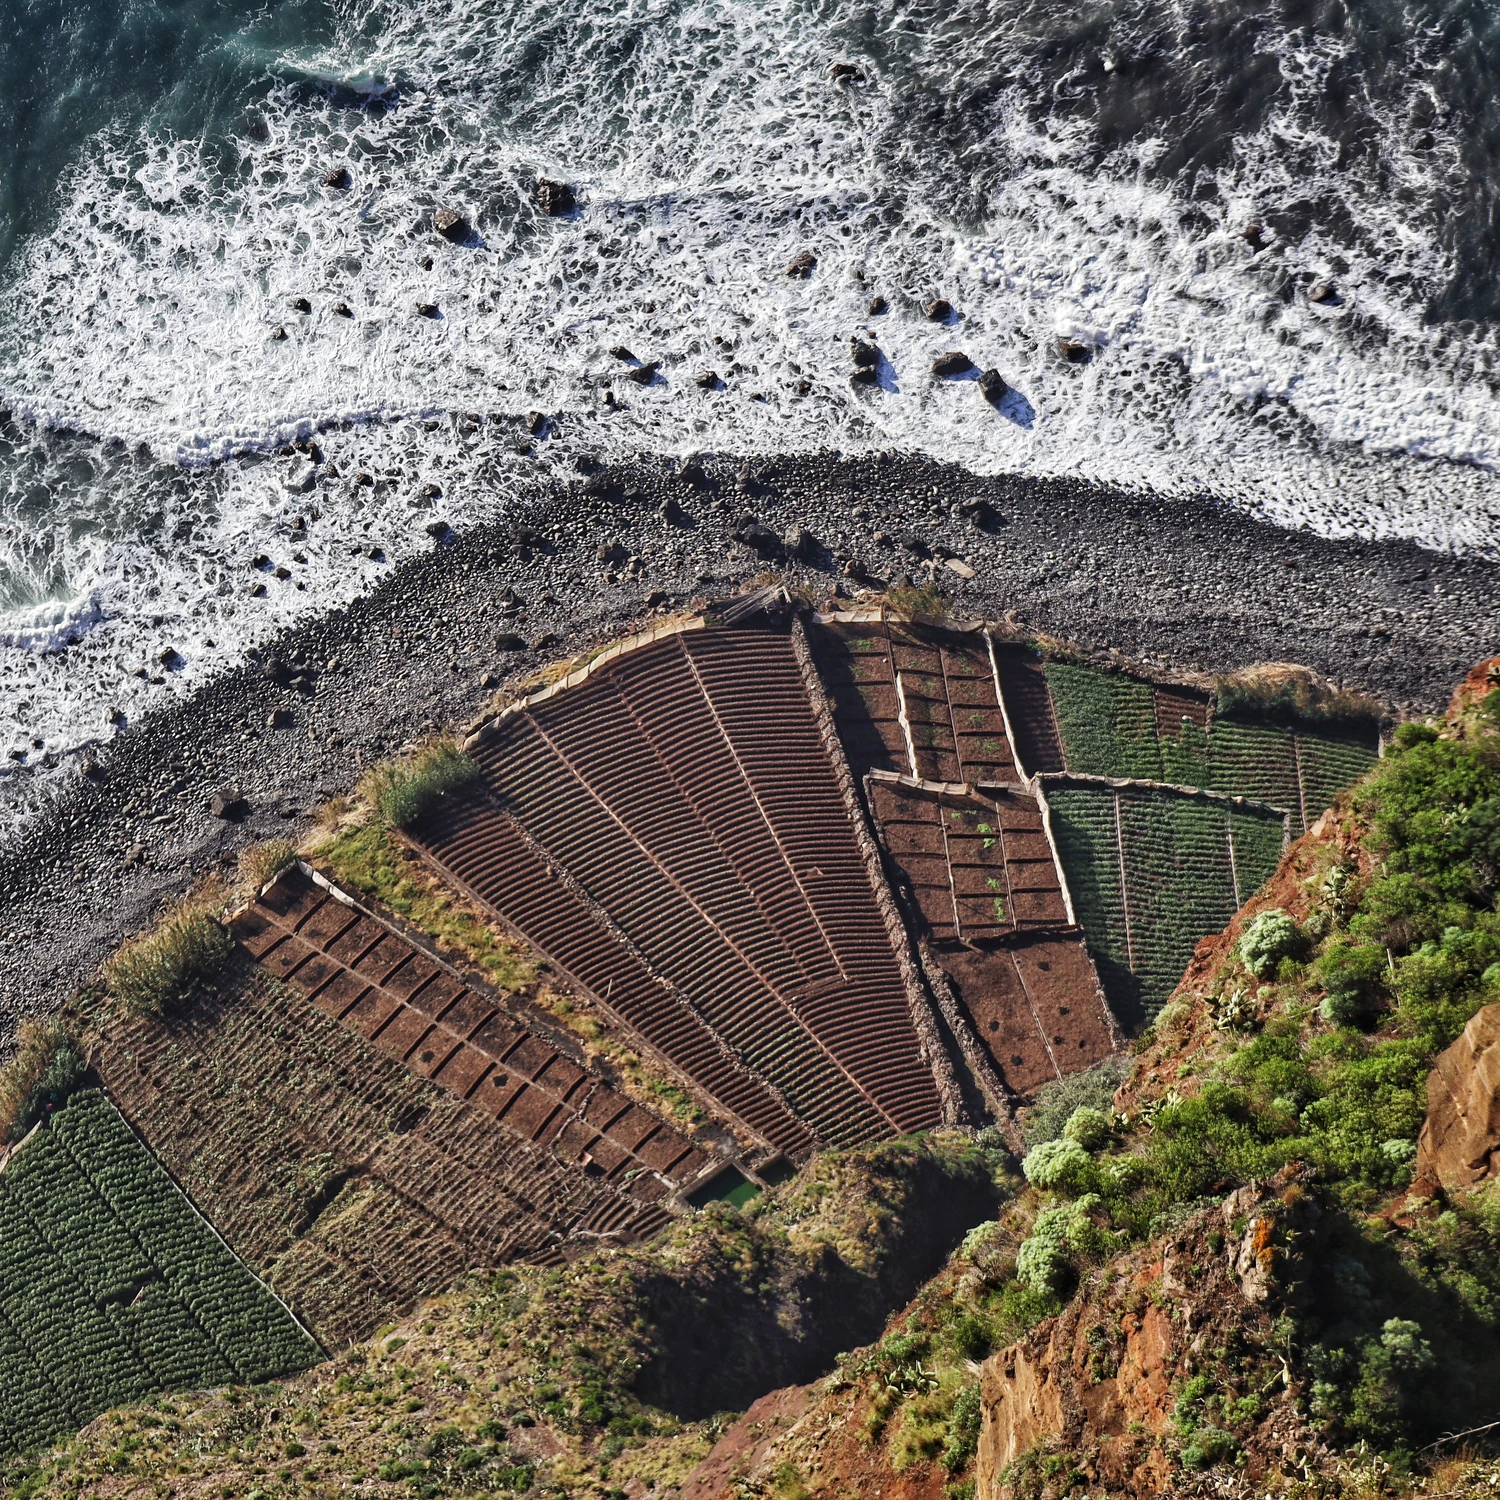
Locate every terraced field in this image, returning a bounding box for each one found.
[1045,664,1164,780]
[232,864,725,1209]
[865,776,1067,941]
[865,774,1116,1098]
[91,946,691,1350]
[1042,662,1378,832]
[1042,782,1289,1024]
[809,613,1023,786]
[1206,718,1379,833]
[0,1090,318,1457]
[414,620,946,1157]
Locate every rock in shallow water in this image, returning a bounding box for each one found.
[931,350,973,377]
[535,178,575,215]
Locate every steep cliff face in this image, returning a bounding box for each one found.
[976,1180,1323,1499]
[1414,1003,1500,1194]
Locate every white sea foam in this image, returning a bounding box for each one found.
[0,0,1496,833]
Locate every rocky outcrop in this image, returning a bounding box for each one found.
[977,1182,1325,1498]
[932,351,973,377]
[1415,1002,1500,1194]
[1446,654,1500,724]
[535,178,575,215]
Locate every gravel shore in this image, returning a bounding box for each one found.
[1,450,1496,1039]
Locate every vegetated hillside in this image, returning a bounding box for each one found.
[645,661,1500,1500]
[0,1132,1005,1500]
[963,662,1500,1494]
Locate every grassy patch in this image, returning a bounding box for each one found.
[359,739,478,830]
[884,585,949,617]
[315,821,537,994]
[103,888,233,1017]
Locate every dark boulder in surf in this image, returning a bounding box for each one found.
[931,350,973,377]
[536,178,576,216]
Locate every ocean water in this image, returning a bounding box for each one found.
[2,0,1500,832]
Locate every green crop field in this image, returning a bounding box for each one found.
[1294,728,1381,827]
[1044,785,1137,1021]
[0,1090,320,1457]
[1156,716,1211,788]
[1045,784,1287,1024]
[1045,664,1161,779]
[1204,719,1302,818]
[1039,662,1379,835]
[1206,719,1378,833]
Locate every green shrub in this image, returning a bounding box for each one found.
[0,1021,85,1144]
[1392,722,1439,750]
[1179,1425,1236,1469]
[1022,1056,1129,1148]
[1238,909,1301,979]
[1354,734,1500,913]
[940,1384,982,1473]
[1062,1106,1114,1152]
[1014,1198,1119,1290]
[363,741,478,829]
[104,902,233,1016]
[1021,1138,1096,1195]
[947,1315,993,1362]
[1311,938,1389,1029]
[1389,919,1500,1047]
[1015,1211,1072,1291]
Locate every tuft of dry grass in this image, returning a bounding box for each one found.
[236,837,298,892]
[884,584,949,618]
[103,883,233,1016]
[1214,662,1384,728]
[0,1020,79,1145]
[358,738,477,829]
